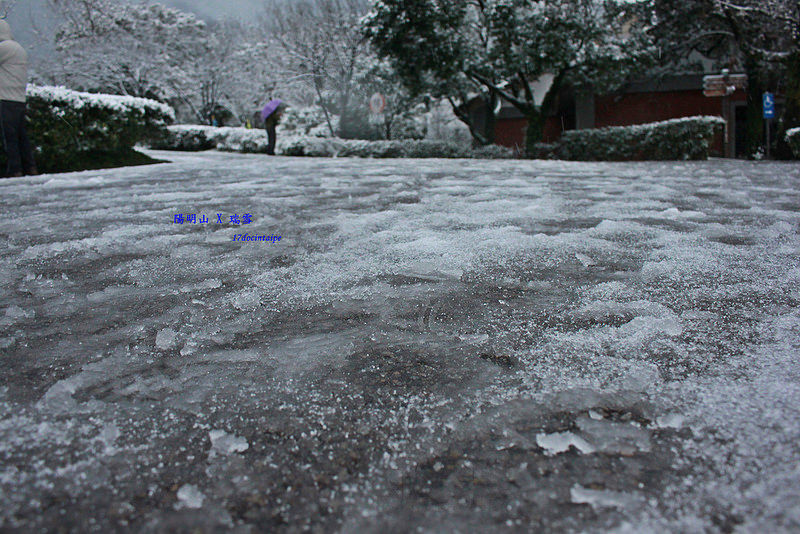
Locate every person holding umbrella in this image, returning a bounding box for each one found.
[261,99,283,155]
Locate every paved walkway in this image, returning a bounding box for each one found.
[1,152,800,532]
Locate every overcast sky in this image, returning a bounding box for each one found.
[5,0,266,51]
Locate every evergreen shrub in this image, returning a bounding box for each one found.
[277,136,346,157]
[529,143,557,160]
[2,85,175,174]
[556,116,726,161]
[152,125,274,153]
[279,106,334,137]
[276,136,512,159]
[153,126,515,159]
[151,125,218,151]
[786,127,800,158]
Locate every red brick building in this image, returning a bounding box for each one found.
[491,74,755,157]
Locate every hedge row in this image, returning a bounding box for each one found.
[1,100,730,174]
[1,85,174,174]
[150,117,728,162]
[554,116,726,161]
[149,125,272,153]
[278,136,514,159]
[787,127,800,158]
[151,124,516,159]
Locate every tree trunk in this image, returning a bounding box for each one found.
[522,77,560,158]
[313,76,336,137]
[523,107,544,158]
[744,57,764,159]
[484,92,497,146]
[448,97,489,146]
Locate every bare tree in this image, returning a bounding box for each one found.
[260,0,372,136]
[0,1,17,19]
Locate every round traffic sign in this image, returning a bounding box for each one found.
[369,93,386,114]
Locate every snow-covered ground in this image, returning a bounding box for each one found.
[1,151,799,532]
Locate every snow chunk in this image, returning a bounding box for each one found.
[37,378,79,412]
[617,360,662,392]
[536,431,595,455]
[576,416,651,454]
[180,278,222,293]
[229,289,261,311]
[575,252,597,267]
[97,423,120,455]
[155,328,178,350]
[1,305,35,326]
[661,207,705,219]
[4,305,34,319]
[209,429,249,456]
[656,413,687,429]
[175,484,205,509]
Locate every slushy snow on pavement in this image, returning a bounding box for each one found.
[1,150,799,532]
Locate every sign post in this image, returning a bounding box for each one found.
[763,92,775,159]
[703,70,747,158]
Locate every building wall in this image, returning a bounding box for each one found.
[492,88,746,156]
[595,90,741,156]
[543,117,565,144]
[594,90,723,127]
[493,117,565,150]
[493,118,527,151]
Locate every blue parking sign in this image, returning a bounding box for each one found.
[763,92,775,119]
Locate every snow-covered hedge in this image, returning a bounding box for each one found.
[278,136,514,158]
[786,127,800,159]
[150,125,271,153]
[17,85,175,173]
[28,85,174,119]
[278,106,335,137]
[557,116,726,161]
[152,125,516,159]
[277,136,349,157]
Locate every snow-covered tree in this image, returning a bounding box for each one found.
[648,0,800,157]
[261,0,374,137]
[44,1,280,126]
[0,1,16,18]
[357,59,428,139]
[47,1,209,104]
[364,0,655,154]
[363,0,494,145]
[223,38,283,125]
[187,20,266,126]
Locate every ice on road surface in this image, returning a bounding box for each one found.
[1,150,800,532]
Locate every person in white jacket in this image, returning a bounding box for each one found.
[0,19,36,177]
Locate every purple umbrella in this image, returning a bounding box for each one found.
[261,99,283,120]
